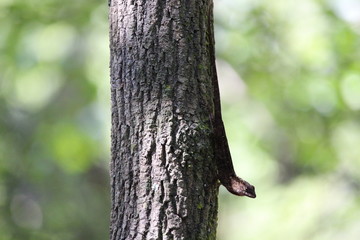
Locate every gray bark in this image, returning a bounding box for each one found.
[109,0,219,239]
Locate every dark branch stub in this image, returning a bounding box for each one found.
[207,5,256,199]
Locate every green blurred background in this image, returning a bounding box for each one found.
[1,0,360,239]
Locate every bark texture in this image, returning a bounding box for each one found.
[109,0,219,239]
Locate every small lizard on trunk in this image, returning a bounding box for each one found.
[207,6,256,199]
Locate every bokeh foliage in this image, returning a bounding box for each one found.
[215,0,360,239]
[0,0,360,239]
[0,0,110,239]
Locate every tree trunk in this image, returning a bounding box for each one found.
[109,0,255,239]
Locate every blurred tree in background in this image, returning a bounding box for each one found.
[0,0,359,239]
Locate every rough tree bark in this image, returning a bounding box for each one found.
[109,0,255,240]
